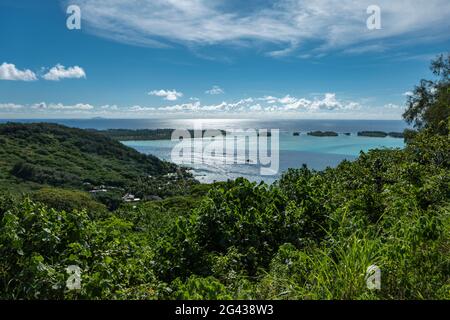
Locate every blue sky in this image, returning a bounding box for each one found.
[0,0,449,119]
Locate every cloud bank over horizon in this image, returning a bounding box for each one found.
[148,89,184,101]
[0,92,406,119]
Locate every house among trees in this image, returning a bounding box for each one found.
[122,193,140,202]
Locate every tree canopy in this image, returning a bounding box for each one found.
[403,53,450,135]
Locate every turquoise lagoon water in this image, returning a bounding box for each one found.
[123,131,405,184]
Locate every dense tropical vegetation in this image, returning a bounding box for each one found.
[0,55,448,299]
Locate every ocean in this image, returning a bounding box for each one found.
[1,118,408,183]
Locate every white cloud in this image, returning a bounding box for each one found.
[148,93,361,113]
[149,89,183,101]
[279,95,297,105]
[159,101,201,111]
[129,105,156,112]
[42,64,86,81]
[72,0,450,56]
[259,95,298,105]
[0,62,37,81]
[403,91,414,96]
[259,96,278,104]
[205,85,224,95]
[100,104,118,110]
[0,103,24,109]
[31,102,94,110]
[310,93,343,110]
[250,104,263,111]
[260,93,360,111]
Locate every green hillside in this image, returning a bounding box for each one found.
[0,122,181,192]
